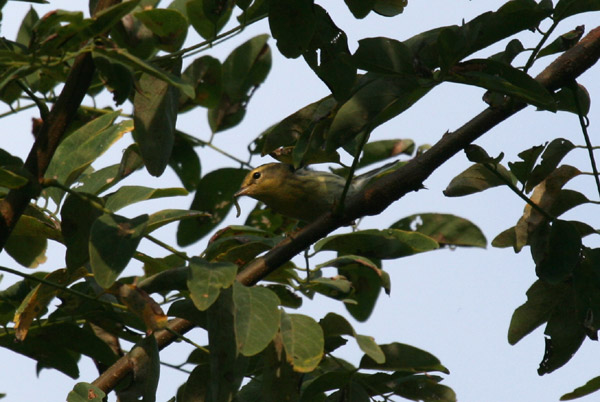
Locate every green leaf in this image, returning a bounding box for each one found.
[5,232,46,268]
[391,213,487,248]
[314,229,439,260]
[180,55,222,109]
[554,84,591,115]
[532,220,582,284]
[526,138,575,193]
[61,192,104,270]
[268,0,315,58]
[344,0,374,18]
[209,34,271,133]
[16,6,39,47]
[135,8,187,52]
[280,312,324,372]
[145,209,208,234]
[490,39,525,65]
[45,112,131,205]
[554,0,600,21]
[89,214,148,288]
[354,37,414,75]
[93,55,134,105]
[508,280,569,345]
[561,377,600,400]
[303,6,356,100]
[537,26,584,59]
[319,313,385,363]
[508,144,545,186]
[373,0,407,16]
[539,285,585,375]
[187,258,237,311]
[394,375,456,402]
[169,132,202,190]
[233,281,281,356]
[187,0,233,39]
[360,342,448,373]
[134,67,180,176]
[128,335,160,401]
[67,383,106,402]
[177,168,248,246]
[207,287,249,401]
[447,59,556,110]
[104,185,187,212]
[326,74,433,152]
[300,371,353,402]
[443,163,514,197]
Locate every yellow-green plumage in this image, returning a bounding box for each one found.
[235,163,351,222]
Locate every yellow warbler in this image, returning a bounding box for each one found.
[234,162,400,222]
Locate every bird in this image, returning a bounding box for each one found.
[234,161,401,222]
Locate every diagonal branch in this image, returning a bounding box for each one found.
[0,0,122,250]
[91,26,600,395]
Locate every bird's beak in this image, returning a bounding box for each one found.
[234,186,249,198]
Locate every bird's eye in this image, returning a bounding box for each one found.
[252,172,261,180]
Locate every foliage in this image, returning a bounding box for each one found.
[0,0,597,401]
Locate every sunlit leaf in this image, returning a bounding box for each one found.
[187,258,237,311]
[281,312,324,372]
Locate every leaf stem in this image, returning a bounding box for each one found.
[524,20,559,73]
[144,234,191,262]
[338,129,371,215]
[0,102,36,119]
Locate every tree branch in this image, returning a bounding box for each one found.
[0,0,122,250]
[91,25,600,395]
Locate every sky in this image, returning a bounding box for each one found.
[0,1,599,401]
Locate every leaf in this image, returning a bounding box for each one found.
[104,185,187,212]
[5,232,47,268]
[360,342,448,373]
[280,312,324,372]
[554,0,600,21]
[508,280,570,345]
[314,229,439,260]
[531,220,582,284]
[514,165,581,251]
[89,213,149,288]
[209,34,271,132]
[135,8,187,52]
[44,112,132,205]
[508,144,545,186]
[16,6,39,47]
[61,193,104,270]
[344,0,374,19]
[561,377,600,400]
[537,26,585,59]
[93,54,134,105]
[354,37,414,74]
[539,286,586,375]
[554,84,591,115]
[373,0,408,16]
[145,209,208,234]
[319,312,385,364]
[233,281,281,356]
[127,335,160,401]
[180,55,222,109]
[300,371,354,402]
[526,138,575,193]
[391,213,487,248]
[302,6,356,100]
[177,167,248,246]
[187,258,237,311]
[443,163,514,197]
[268,0,315,58]
[394,375,456,402]
[326,74,433,152]
[134,67,180,176]
[67,383,106,402]
[169,132,202,190]
[207,286,249,401]
[447,59,556,110]
[187,0,233,39]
